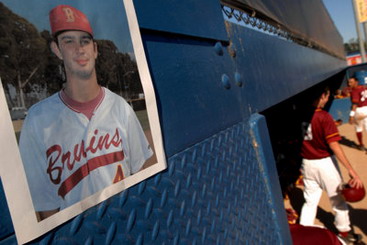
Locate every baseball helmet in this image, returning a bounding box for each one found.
[341,180,365,203]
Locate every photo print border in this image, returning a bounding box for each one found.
[0,0,166,243]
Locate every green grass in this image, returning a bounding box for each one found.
[135,110,150,131]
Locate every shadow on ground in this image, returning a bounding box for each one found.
[340,136,363,150]
[349,206,367,236]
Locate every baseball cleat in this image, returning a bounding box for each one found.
[337,231,363,244]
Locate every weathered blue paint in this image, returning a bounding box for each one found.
[141,22,345,157]
[0,1,348,244]
[228,23,346,112]
[134,0,228,41]
[249,113,292,244]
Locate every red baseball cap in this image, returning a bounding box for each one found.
[49,5,93,37]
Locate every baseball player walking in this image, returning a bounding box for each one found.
[299,87,363,244]
[19,5,153,221]
[348,76,367,151]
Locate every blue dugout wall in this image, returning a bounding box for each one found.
[0,1,347,244]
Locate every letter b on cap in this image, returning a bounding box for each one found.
[62,7,75,23]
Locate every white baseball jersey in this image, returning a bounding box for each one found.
[19,87,153,212]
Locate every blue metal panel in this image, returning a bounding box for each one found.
[0,2,348,245]
[0,117,291,245]
[134,0,228,42]
[142,23,346,157]
[248,113,291,243]
[0,236,16,245]
[142,34,246,156]
[226,22,346,112]
[226,0,345,59]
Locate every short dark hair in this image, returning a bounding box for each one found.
[309,85,330,105]
[52,30,93,46]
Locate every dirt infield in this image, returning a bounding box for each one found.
[286,123,367,243]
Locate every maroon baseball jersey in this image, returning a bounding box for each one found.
[350,85,367,107]
[301,109,341,159]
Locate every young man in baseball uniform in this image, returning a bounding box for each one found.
[299,87,363,244]
[348,76,367,151]
[19,5,153,221]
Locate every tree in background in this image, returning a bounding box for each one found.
[344,38,366,54]
[96,39,143,101]
[0,3,143,110]
[0,2,48,108]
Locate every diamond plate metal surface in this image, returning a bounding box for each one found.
[0,118,289,244]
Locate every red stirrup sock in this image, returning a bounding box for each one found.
[356,132,363,146]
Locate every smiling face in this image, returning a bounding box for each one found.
[51,30,98,81]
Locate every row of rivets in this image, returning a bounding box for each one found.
[215,42,243,89]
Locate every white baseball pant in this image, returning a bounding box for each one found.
[354,106,367,133]
[299,156,351,232]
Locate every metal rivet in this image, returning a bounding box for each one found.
[167,210,173,228]
[168,161,175,176]
[97,202,107,220]
[191,191,197,207]
[126,209,136,232]
[152,221,160,241]
[197,166,202,180]
[235,72,243,87]
[174,180,181,197]
[144,198,153,219]
[197,209,202,225]
[154,173,161,186]
[210,219,216,233]
[160,189,168,208]
[185,219,192,236]
[84,237,93,245]
[138,181,146,195]
[228,47,236,57]
[201,227,207,244]
[221,74,230,89]
[69,215,83,235]
[206,201,211,215]
[173,233,180,245]
[180,200,186,216]
[214,42,224,56]
[105,222,116,245]
[135,234,143,245]
[119,190,128,207]
[186,173,192,189]
[201,184,206,198]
